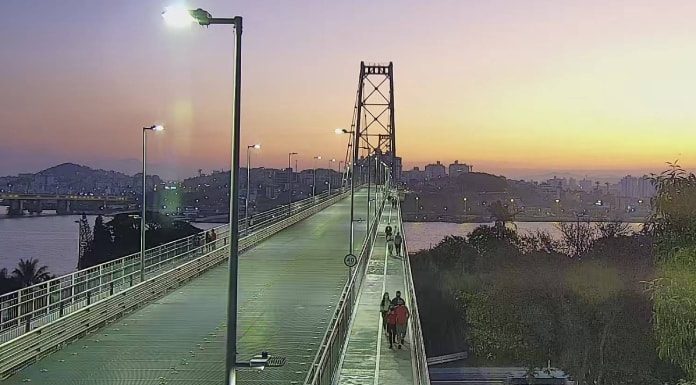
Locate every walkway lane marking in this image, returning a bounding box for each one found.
[374,203,392,385]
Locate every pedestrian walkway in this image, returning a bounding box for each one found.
[337,204,414,385]
[3,192,370,385]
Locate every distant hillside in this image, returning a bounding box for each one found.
[449,172,509,192]
[38,163,132,180]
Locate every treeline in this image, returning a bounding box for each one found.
[411,164,696,384]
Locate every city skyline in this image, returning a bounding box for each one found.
[2,1,696,179]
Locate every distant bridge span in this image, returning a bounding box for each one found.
[0,193,131,216]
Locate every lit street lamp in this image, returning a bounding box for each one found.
[245,144,261,234]
[141,124,164,283]
[328,158,336,195]
[313,156,322,197]
[463,197,468,213]
[163,6,244,384]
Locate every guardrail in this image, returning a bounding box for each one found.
[399,198,432,385]
[0,189,346,344]
[304,186,386,385]
[0,188,351,379]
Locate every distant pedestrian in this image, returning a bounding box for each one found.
[205,231,212,252]
[379,292,391,335]
[393,303,410,349]
[210,229,217,250]
[387,236,395,257]
[391,290,405,307]
[394,232,403,257]
[386,305,398,349]
[385,225,393,238]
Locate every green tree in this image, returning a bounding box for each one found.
[646,164,696,381]
[12,258,51,288]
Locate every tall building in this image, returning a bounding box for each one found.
[619,175,655,198]
[424,161,446,179]
[448,160,472,176]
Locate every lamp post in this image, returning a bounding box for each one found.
[463,197,468,213]
[335,127,357,253]
[328,158,336,196]
[313,156,321,198]
[245,144,260,235]
[141,124,164,282]
[288,152,298,217]
[163,7,243,384]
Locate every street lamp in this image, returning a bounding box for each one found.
[463,197,468,213]
[141,124,164,283]
[163,7,244,385]
[328,158,336,196]
[245,144,261,234]
[335,128,353,135]
[288,152,298,216]
[313,156,321,198]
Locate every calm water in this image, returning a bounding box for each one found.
[403,221,644,251]
[0,210,216,276]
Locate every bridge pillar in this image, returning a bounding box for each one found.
[8,200,24,216]
[26,200,43,215]
[56,200,72,215]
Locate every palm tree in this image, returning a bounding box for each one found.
[12,258,51,288]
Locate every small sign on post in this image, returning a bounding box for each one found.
[343,253,357,267]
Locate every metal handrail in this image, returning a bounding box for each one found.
[398,199,431,385]
[0,188,346,343]
[304,187,386,385]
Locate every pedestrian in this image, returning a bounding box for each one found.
[379,292,391,335]
[394,232,403,257]
[205,230,212,252]
[391,290,405,306]
[210,228,217,250]
[385,224,393,238]
[394,303,410,349]
[386,305,398,349]
[387,235,395,257]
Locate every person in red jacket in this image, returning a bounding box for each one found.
[386,305,398,349]
[393,303,410,349]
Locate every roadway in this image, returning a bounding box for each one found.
[3,191,370,385]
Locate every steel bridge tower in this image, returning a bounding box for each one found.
[342,61,396,185]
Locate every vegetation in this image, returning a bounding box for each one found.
[646,164,696,382]
[0,258,52,295]
[78,212,203,268]
[411,164,696,384]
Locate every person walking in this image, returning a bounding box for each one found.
[385,224,393,239]
[379,292,391,335]
[391,290,405,306]
[210,228,217,250]
[386,305,398,349]
[387,235,395,257]
[394,232,403,257]
[394,303,410,349]
[205,230,212,252]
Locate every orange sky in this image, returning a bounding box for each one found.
[1,0,695,179]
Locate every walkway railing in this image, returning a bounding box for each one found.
[304,186,387,385]
[0,188,345,343]
[398,200,431,385]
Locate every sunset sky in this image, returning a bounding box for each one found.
[1,0,695,180]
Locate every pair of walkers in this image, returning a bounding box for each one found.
[384,225,403,257]
[380,291,410,349]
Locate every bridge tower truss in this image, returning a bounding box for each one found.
[345,61,396,183]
